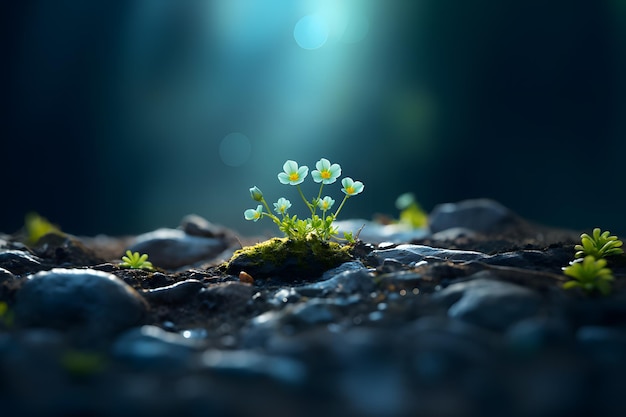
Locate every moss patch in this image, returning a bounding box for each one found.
[224,237,353,281]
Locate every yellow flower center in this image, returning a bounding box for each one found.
[289,173,299,181]
[321,170,331,179]
[346,186,355,195]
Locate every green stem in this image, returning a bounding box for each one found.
[314,183,324,215]
[261,199,281,225]
[297,185,314,215]
[333,195,350,219]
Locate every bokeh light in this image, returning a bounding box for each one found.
[293,14,329,50]
[219,133,252,167]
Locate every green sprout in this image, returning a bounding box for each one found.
[574,228,624,259]
[0,302,14,328]
[562,256,614,295]
[395,192,428,228]
[244,159,364,242]
[119,250,154,270]
[24,212,64,245]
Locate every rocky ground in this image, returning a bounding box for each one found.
[1,199,626,417]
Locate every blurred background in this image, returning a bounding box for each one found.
[2,0,625,237]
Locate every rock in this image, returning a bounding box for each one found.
[367,244,487,266]
[142,279,204,304]
[0,267,15,283]
[129,228,228,269]
[576,326,626,366]
[14,268,149,343]
[197,282,256,314]
[428,199,515,234]
[112,325,203,369]
[0,250,44,275]
[179,214,235,242]
[433,272,542,331]
[200,349,307,384]
[296,268,375,298]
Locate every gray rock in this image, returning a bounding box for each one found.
[576,326,626,365]
[179,214,234,241]
[0,250,43,274]
[112,325,203,369]
[434,272,542,331]
[297,268,375,297]
[197,282,256,314]
[0,267,15,283]
[367,244,487,266]
[142,279,204,304]
[428,198,514,234]
[129,228,228,269]
[15,268,148,342]
[200,349,307,384]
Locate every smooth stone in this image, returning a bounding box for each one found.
[428,198,514,234]
[200,349,307,384]
[112,325,203,368]
[142,279,203,304]
[197,282,256,314]
[576,326,626,365]
[14,268,148,342]
[483,247,573,271]
[506,317,573,355]
[0,267,15,283]
[319,261,367,280]
[129,228,228,269]
[285,300,338,326]
[296,268,376,298]
[335,219,428,244]
[0,250,43,274]
[367,244,487,266]
[179,214,235,241]
[435,272,542,331]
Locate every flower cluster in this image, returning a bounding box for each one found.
[244,159,364,241]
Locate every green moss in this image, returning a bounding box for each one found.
[225,236,353,281]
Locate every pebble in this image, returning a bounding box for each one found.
[200,349,307,384]
[428,198,515,234]
[0,267,15,283]
[434,272,542,331]
[296,268,375,298]
[129,228,228,269]
[14,268,149,343]
[197,282,256,314]
[0,249,44,275]
[367,244,487,266]
[112,325,203,369]
[142,279,203,304]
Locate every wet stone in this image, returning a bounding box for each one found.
[200,349,307,385]
[428,198,515,234]
[0,250,44,275]
[14,268,149,343]
[129,228,228,269]
[142,279,203,304]
[112,325,203,369]
[0,267,15,283]
[434,272,542,331]
[296,268,375,298]
[367,244,487,266]
[197,282,256,314]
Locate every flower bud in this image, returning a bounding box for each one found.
[249,186,264,201]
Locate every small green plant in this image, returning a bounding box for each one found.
[395,192,428,228]
[0,302,14,328]
[244,159,364,242]
[24,212,64,245]
[119,250,154,270]
[574,228,624,259]
[562,256,614,296]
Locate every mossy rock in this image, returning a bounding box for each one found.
[224,237,353,281]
